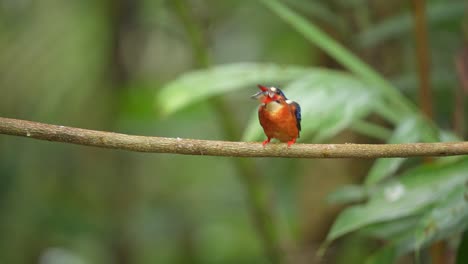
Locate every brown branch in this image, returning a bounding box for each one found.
[1,117,468,158]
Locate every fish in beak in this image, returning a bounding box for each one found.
[251,84,274,101]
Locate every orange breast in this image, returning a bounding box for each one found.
[258,102,299,142]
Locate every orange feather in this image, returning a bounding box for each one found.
[258,100,299,143]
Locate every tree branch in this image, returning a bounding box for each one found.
[1,117,468,158]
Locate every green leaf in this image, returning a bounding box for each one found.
[365,245,397,264]
[242,71,381,142]
[439,130,462,142]
[365,157,406,186]
[364,116,438,186]
[156,63,311,115]
[259,0,415,116]
[360,215,422,241]
[413,185,468,249]
[349,120,392,141]
[326,158,468,242]
[327,185,368,204]
[338,162,468,260]
[369,185,468,259]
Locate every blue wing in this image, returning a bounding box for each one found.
[291,101,301,133]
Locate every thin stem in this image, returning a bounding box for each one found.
[412,0,433,120]
[454,47,467,138]
[411,2,443,262]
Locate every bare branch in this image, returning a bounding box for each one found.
[1,117,468,159]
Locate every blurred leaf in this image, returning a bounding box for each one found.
[439,130,462,142]
[334,236,375,264]
[349,120,392,141]
[326,158,468,242]
[365,158,406,186]
[156,63,310,115]
[360,215,422,241]
[362,171,467,264]
[242,71,381,142]
[365,246,397,264]
[355,1,466,48]
[364,116,438,186]
[259,0,415,116]
[327,184,368,204]
[370,184,467,260]
[413,185,468,246]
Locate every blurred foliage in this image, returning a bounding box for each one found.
[0,0,467,264]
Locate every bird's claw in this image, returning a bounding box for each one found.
[262,138,271,147]
[287,138,296,147]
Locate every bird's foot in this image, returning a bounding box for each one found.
[287,138,296,147]
[262,138,271,146]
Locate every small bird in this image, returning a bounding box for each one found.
[251,85,301,147]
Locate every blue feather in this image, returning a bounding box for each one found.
[277,89,287,99]
[293,102,302,132]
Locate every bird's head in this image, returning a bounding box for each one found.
[251,85,287,104]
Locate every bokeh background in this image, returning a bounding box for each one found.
[0,0,467,263]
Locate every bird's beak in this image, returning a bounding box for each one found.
[252,84,276,101]
[257,84,269,92]
[251,91,265,100]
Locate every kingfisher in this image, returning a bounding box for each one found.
[251,84,301,147]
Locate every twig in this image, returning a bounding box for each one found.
[454,46,468,137]
[412,0,433,120]
[1,117,468,159]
